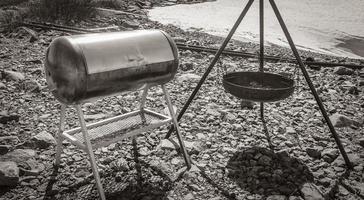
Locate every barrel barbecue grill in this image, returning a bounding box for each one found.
[45,30,191,200]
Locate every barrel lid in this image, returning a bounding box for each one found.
[69,30,175,74]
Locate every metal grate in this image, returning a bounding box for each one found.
[62,109,171,149]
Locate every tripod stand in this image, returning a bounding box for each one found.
[166,0,352,169]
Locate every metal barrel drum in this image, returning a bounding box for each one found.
[44,30,178,105]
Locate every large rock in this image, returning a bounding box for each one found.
[329,113,360,127]
[2,70,25,81]
[334,66,354,75]
[0,113,20,124]
[300,183,324,200]
[0,149,36,164]
[0,161,19,187]
[31,131,56,149]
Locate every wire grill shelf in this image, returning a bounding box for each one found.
[61,109,171,149]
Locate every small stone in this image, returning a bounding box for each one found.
[258,155,272,166]
[122,20,140,28]
[171,157,180,165]
[359,79,364,86]
[318,177,331,187]
[183,193,194,200]
[208,197,222,200]
[322,155,335,163]
[177,73,201,82]
[84,113,108,121]
[23,80,41,92]
[348,86,360,95]
[196,133,206,140]
[158,139,178,150]
[72,155,83,162]
[173,37,187,43]
[0,161,19,186]
[338,185,350,196]
[353,164,363,172]
[300,183,325,200]
[334,66,354,75]
[20,159,45,176]
[329,113,360,127]
[312,170,325,179]
[39,114,52,120]
[322,148,339,160]
[113,158,129,171]
[266,195,287,200]
[0,145,11,155]
[306,147,322,159]
[285,127,296,134]
[0,114,20,124]
[31,131,56,149]
[345,154,361,166]
[359,138,364,148]
[240,100,255,109]
[0,82,5,89]
[224,62,239,73]
[185,141,202,155]
[289,196,303,200]
[180,62,194,71]
[206,108,220,117]
[224,113,236,121]
[3,70,25,81]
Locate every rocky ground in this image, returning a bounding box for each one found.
[1,1,364,200]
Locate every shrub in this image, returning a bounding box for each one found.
[0,8,27,32]
[95,0,125,9]
[29,0,96,22]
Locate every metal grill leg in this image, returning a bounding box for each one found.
[140,85,149,110]
[162,85,192,169]
[76,105,106,200]
[55,104,66,167]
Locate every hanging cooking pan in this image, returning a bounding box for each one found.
[223,71,295,102]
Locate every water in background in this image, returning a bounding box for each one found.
[149,0,364,59]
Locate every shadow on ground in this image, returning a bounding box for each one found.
[45,138,173,200]
[226,147,313,196]
[51,160,173,200]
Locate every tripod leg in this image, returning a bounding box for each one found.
[259,0,265,121]
[165,0,255,139]
[269,0,352,169]
[162,85,192,169]
[76,105,106,200]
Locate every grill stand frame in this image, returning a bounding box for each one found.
[54,84,191,200]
